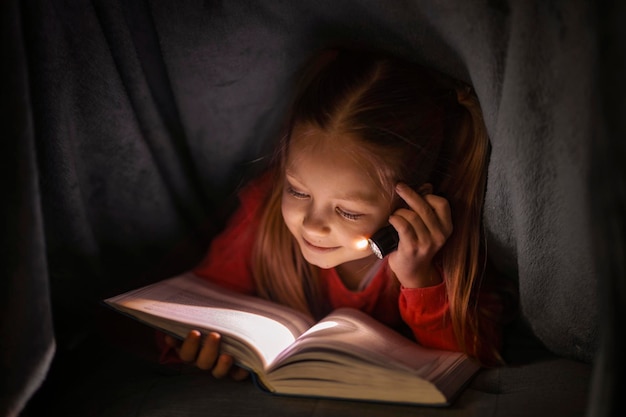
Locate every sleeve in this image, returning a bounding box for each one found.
[398,272,503,364]
[398,281,460,351]
[192,176,271,295]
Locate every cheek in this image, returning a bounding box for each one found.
[280,195,300,231]
[335,222,373,246]
[345,217,388,244]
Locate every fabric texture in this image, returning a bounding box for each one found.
[2,1,624,416]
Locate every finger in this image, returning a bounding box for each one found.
[212,354,235,379]
[230,366,250,381]
[423,194,453,238]
[388,212,421,249]
[178,330,202,362]
[395,183,444,234]
[195,332,221,371]
[395,184,440,226]
[389,210,439,259]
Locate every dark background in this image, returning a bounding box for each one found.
[2,1,624,416]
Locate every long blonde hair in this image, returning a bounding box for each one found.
[252,49,498,364]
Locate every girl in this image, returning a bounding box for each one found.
[163,49,503,379]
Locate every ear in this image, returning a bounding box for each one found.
[417,183,434,195]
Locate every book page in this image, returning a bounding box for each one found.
[266,357,448,405]
[265,308,479,404]
[105,273,315,369]
[270,308,470,381]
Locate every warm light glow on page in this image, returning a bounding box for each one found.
[298,320,339,338]
[124,298,298,367]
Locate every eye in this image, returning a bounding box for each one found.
[335,207,363,221]
[286,186,309,199]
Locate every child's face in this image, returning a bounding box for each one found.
[281,124,392,269]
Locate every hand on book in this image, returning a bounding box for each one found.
[164,330,249,381]
[106,275,480,405]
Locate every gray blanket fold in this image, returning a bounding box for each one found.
[2,1,622,416]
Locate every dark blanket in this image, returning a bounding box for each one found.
[2,1,624,416]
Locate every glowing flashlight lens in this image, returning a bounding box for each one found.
[368,240,384,259]
[367,225,399,259]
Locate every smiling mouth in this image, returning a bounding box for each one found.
[302,238,341,253]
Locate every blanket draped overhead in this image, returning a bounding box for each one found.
[2,1,624,416]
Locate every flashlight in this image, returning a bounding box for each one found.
[367,225,399,259]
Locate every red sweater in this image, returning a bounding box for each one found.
[192,175,461,352]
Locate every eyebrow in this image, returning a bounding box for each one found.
[285,171,381,204]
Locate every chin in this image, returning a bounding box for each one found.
[303,252,370,270]
[303,256,338,270]
[299,250,336,269]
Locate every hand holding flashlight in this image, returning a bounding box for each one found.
[374,183,453,288]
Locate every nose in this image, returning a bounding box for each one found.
[302,205,331,236]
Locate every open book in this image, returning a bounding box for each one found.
[104,273,480,406]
